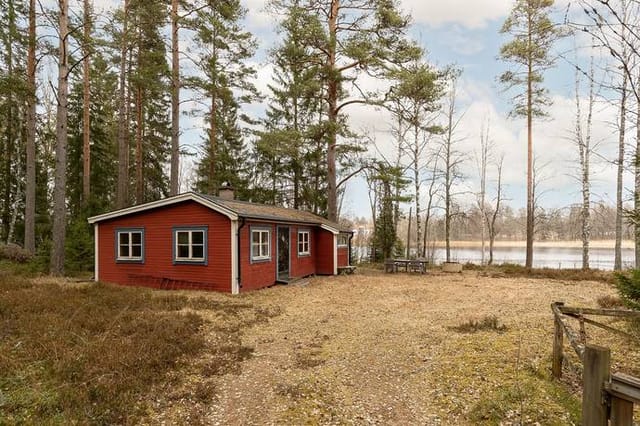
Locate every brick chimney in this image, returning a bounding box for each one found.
[218,182,235,200]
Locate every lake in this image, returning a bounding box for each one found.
[432,245,636,270]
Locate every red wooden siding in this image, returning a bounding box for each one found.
[316,230,335,275]
[239,221,277,290]
[290,226,316,278]
[98,201,232,292]
[337,246,349,267]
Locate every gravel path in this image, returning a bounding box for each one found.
[152,270,637,424]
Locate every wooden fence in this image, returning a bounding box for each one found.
[551,302,640,425]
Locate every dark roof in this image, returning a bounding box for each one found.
[198,194,349,232]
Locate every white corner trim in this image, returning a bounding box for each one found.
[231,220,239,295]
[87,192,239,224]
[94,224,99,282]
[333,234,338,275]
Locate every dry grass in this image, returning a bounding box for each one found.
[0,275,278,424]
[2,268,638,424]
[467,262,616,284]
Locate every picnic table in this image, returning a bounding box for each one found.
[384,258,429,274]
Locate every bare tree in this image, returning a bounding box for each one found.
[486,156,505,265]
[573,58,596,270]
[439,72,466,262]
[476,117,492,265]
[51,0,70,275]
[82,0,92,204]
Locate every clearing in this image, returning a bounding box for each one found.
[150,269,638,425]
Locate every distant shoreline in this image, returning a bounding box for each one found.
[432,240,635,249]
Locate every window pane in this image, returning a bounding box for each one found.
[131,245,142,257]
[192,245,204,259]
[261,242,269,256]
[252,244,260,258]
[177,231,189,245]
[192,231,204,245]
[131,232,141,244]
[119,233,129,245]
[119,245,129,257]
[252,231,260,244]
[177,245,189,258]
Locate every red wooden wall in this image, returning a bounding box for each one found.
[239,221,276,291]
[97,201,232,292]
[337,247,349,267]
[316,230,335,275]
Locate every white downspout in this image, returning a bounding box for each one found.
[333,234,338,275]
[231,220,239,294]
[94,224,99,281]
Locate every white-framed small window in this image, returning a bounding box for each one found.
[251,227,271,261]
[173,227,207,264]
[337,233,349,247]
[116,228,144,262]
[298,230,310,256]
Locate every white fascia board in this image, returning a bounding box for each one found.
[320,224,339,235]
[87,192,238,224]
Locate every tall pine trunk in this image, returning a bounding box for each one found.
[135,85,143,203]
[525,28,534,270]
[82,0,91,204]
[170,0,180,195]
[326,0,339,222]
[116,0,129,209]
[24,0,36,253]
[51,0,70,275]
[3,0,16,243]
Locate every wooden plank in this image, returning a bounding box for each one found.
[582,344,610,426]
[558,306,640,319]
[564,313,637,340]
[610,397,634,426]
[552,314,564,379]
[609,373,640,404]
[551,302,585,360]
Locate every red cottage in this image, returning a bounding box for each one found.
[87,191,353,293]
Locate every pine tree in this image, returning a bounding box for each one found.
[499,0,564,269]
[188,0,258,197]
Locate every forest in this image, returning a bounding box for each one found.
[2,0,640,274]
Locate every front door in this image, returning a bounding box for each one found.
[277,227,290,282]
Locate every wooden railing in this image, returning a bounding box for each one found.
[551,302,640,425]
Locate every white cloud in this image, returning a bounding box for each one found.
[401,0,510,29]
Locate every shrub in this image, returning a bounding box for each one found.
[614,269,640,310]
[451,315,507,333]
[0,243,33,263]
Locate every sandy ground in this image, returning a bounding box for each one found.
[150,270,639,425]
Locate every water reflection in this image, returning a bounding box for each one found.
[432,246,636,270]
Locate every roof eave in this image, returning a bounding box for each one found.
[87,192,239,224]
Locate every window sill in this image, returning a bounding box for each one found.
[116,258,144,264]
[173,259,207,266]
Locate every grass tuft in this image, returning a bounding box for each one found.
[451,315,507,333]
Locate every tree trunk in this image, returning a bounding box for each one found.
[116,0,129,209]
[326,0,339,222]
[413,123,422,257]
[525,22,534,270]
[135,85,143,204]
[579,60,594,270]
[615,70,628,270]
[170,0,180,196]
[209,92,217,193]
[82,0,91,204]
[24,0,36,253]
[51,0,70,275]
[635,85,640,269]
[406,207,412,258]
[3,0,16,243]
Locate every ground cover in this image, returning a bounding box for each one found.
[1,267,637,424]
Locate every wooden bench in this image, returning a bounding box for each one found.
[384,259,398,273]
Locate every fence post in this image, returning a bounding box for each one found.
[582,344,611,426]
[610,397,633,426]
[552,303,564,379]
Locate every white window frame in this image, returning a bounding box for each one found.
[337,233,349,247]
[116,228,144,262]
[251,227,271,262]
[173,227,207,264]
[298,230,310,256]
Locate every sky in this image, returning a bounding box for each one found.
[85,0,627,220]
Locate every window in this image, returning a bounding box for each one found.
[173,227,207,264]
[116,228,144,262]
[251,228,270,261]
[337,233,349,247]
[298,230,310,256]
